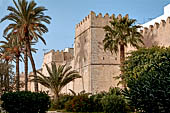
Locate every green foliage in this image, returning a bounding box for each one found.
[101,87,129,113]
[1,91,50,113]
[90,91,106,112]
[51,94,74,110]
[103,14,143,54]
[123,46,170,113]
[31,63,81,101]
[65,88,130,113]
[65,94,93,112]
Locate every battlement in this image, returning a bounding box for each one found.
[43,48,74,65]
[44,49,55,55]
[44,49,65,56]
[140,17,170,35]
[75,11,124,38]
[76,11,116,28]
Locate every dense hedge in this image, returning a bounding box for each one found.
[123,47,170,113]
[101,87,130,113]
[1,91,50,113]
[64,87,130,113]
[51,94,74,110]
[65,94,93,112]
[90,92,106,112]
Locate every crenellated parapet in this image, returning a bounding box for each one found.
[75,11,117,38]
[43,49,74,66]
[141,16,170,47]
[141,17,170,36]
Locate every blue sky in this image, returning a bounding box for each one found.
[0,0,170,73]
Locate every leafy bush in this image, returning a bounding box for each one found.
[123,47,170,113]
[101,94,128,113]
[90,91,106,112]
[51,94,74,110]
[101,87,129,113]
[65,94,93,112]
[1,91,50,113]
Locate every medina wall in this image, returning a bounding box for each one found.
[141,17,170,47]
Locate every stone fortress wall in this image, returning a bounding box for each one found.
[28,4,170,95]
[74,11,121,93]
[141,4,170,48]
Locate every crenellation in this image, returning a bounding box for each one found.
[90,11,96,17]
[144,27,148,33]
[117,14,122,20]
[160,20,166,27]
[76,12,129,38]
[166,17,170,23]
[149,25,154,31]
[110,14,115,19]
[154,22,159,29]
[125,14,129,19]
[44,49,55,55]
[141,9,170,47]
[104,13,109,18]
[85,16,87,21]
[97,13,102,18]
[56,50,59,53]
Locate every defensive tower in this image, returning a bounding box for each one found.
[74,11,121,93]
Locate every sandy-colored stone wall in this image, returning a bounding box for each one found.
[74,12,121,93]
[74,26,91,93]
[91,65,120,93]
[141,18,170,47]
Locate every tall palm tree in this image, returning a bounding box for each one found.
[31,63,81,102]
[0,58,14,92]
[103,14,144,86]
[0,35,23,91]
[103,14,144,69]
[0,48,13,92]
[1,0,51,92]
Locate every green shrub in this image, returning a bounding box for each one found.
[65,94,93,112]
[90,91,106,112]
[101,94,127,113]
[51,94,74,110]
[101,87,129,113]
[1,91,50,113]
[122,47,170,113]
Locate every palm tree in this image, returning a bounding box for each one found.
[0,35,23,91]
[103,14,144,86]
[1,0,51,92]
[0,48,13,92]
[0,58,14,93]
[31,63,81,102]
[103,14,144,69]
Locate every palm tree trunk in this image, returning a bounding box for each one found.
[120,44,125,72]
[0,74,2,94]
[5,60,9,92]
[25,26,38,92]
[54,91,60,105]
[16,55,20,91]
[26,39,38,92]
[24,46,28,91]
[120,44,126,88]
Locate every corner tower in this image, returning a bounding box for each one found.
[74,11,120,93]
